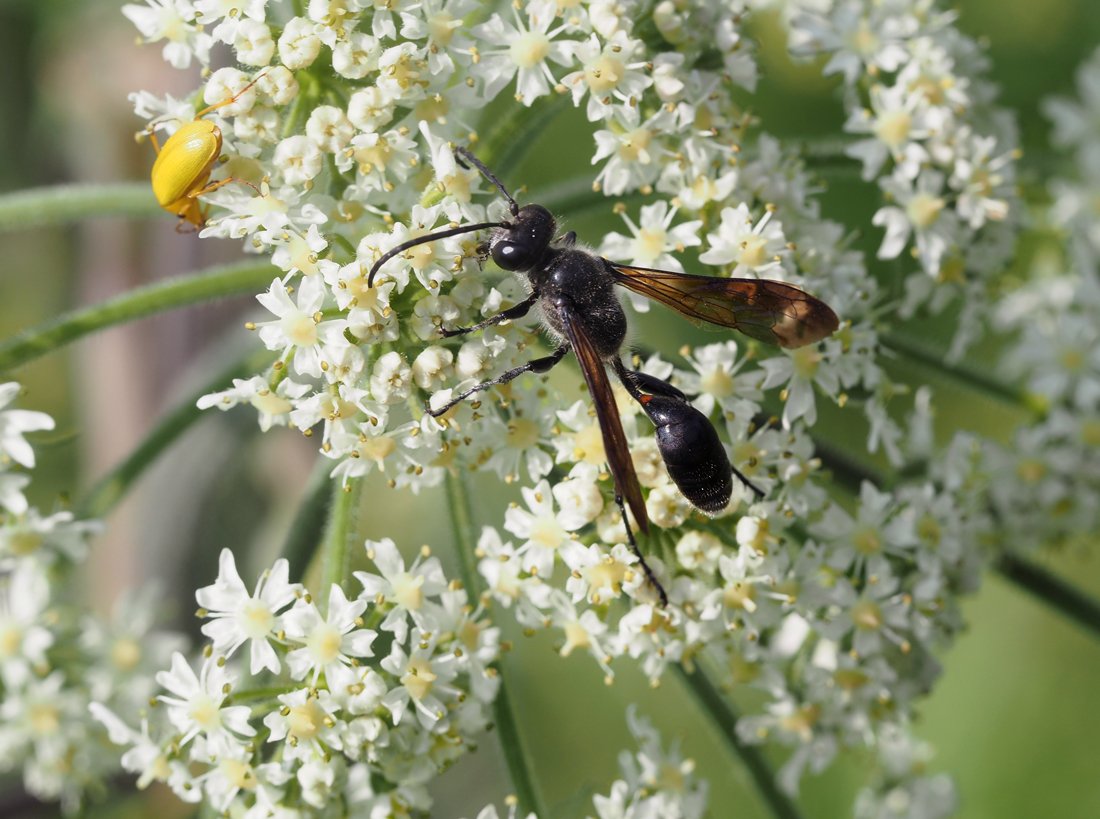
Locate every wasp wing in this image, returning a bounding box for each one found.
[608,262,839,349]
[560,306,650,535]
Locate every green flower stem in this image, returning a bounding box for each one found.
[444,472,547,819]
[444,471,482,603]
[674,664,806,819]
[0,260,278,373]
[227,684,299,705]
[0,183,159,230]
[479,94,572,179]
[320,478,361,603]
[994,552,1100,642]
[538,178,651,217]
[281,459,336,582]
[77,347,275,519]
[880,332,1028,408]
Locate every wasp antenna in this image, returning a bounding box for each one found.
[454,146,520,217]
[367,221,506,287]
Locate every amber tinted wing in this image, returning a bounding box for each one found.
[609,263,839,349]
[560,308,650,535]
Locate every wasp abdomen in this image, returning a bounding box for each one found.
[642,395,733,513]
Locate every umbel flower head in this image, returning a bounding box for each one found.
[93,543,501,816]
[110,0,1100,817]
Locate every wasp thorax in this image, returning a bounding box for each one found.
[491,204,556,271]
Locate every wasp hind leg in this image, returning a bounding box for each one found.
[613,493,669,607]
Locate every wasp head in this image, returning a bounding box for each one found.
[491,204,556,271]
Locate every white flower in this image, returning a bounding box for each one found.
[380,640,459,730]
[233,19,275,65]
[552,463,606,530]
[844,83,934,181]
[788,2,914,85]
[273,135,324,185]
[591,106,676,196]
[674,341,763,418]
[197,376,311,431]
[369,351,413,404]
[0,508,99,569]
[263,687,345,761]
[699,203,789,278]
[561,32,652,121]
[195,0,267,44]
[123,0,213,68]
[0,564,54,686]
[278,16,322,69]
[282,585,376,683]
[0,383,55,469]
[254,276,346,379]
[473,5,576,105]
[354,538,447,643]
[90,705,190,794]
[155,652,256,754]
[332,31,381,79]
[0,471,30,515]
[600,200,704,307]
[872,170,959,276]
[196,549,302,675]
[504,479,574,578]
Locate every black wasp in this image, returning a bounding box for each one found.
[368,147,839,605]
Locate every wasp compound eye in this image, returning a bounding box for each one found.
[490,205,557,271]
[491,238,538,271]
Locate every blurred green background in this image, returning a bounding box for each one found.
[1,0,1099,817]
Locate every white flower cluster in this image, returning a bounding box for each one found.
[121,0,1028,813]
[785,0,1022,354]
[93,540,501,816]
[591,706,708,819]
[0,383,181,812]
[985,45,1100,554]
[465,707,707,819]
[853,725,956,819]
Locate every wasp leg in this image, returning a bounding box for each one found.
[428,344,568,417]
[613,493,668,607]
[558,230,577,247]
[440,291,538,338]
[732,465,766,500]
[611,360,687,401]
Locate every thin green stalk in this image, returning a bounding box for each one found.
[880,332,1028,408]
[479,94,572,179]
[994,552,1100,641]
[674,664,806,819]
[444,472,482,602]
[797,136,859,168]
[320,478,361,602]
[281,459,336,582]
[0,260,277,372]
[227,684,299,705]
[0,183,158,230]
[444,472,546,819]
[537,178,651,217]
[77,347,275,519]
